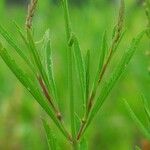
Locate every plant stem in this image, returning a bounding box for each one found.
[72,141,79,150]
[38,76,62,120]
[62,0,78,148]
[26,0,38,29]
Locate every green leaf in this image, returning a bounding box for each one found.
[93,31,107,93]
[13,22,37,74]
[0,45,69,140]
[26,29,52,97]
[13,21,30,51]
[142,94,150,124]
[113,29,126,53]
[85,50,90,102]
[42,118,57,150]
[84,30,146,135]
[69,43,76,139]
[80,138,88,150]
[26,28,43,69]
[75,113,81,134]
[124,100,150,140]
[72,34,86,105]
[44,30,59,104]
[0,25,34,71]
[61,0,72,40]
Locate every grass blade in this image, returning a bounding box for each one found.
[75,113,81,134]
[85,50,90,102]
[42,118,57,150]
[61,0,72,40]
[26,29,62,120]
[68,44,76,140]
[0,44,70,141]
[142,94,150,124]
[72,34,86,105]
[13,22,37,74]
[26,29,52,95]
[113,29,126,53]
[14,21,31,51]
[26,28,43,70]
[44,30,59,104]
[0,25,34,71]
[92,31,107,94]
[124,100,150,140]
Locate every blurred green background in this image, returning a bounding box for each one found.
[0,0,150,149]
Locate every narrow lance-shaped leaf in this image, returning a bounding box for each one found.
[13,22,37,75]
[124,100,150,140]
[0,25,34,71]
[44,30,59,104]
[142,94,150,124]
[72,34,86,105]
[42,118,57,150]
[26,29,52,97]
[85,50,90,102]
[0,44,70,140]
[13,22,31,51]
[26,29,61,119]
[93,31,107,94]
[61,0,72,40]
[75,113,81,134]
[26,29,44,71]
[69,45,76,140]
[113,29,126,53]
[83,30,146,135]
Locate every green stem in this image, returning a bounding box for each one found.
[72,141,79,150]
[62,0,77,147]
